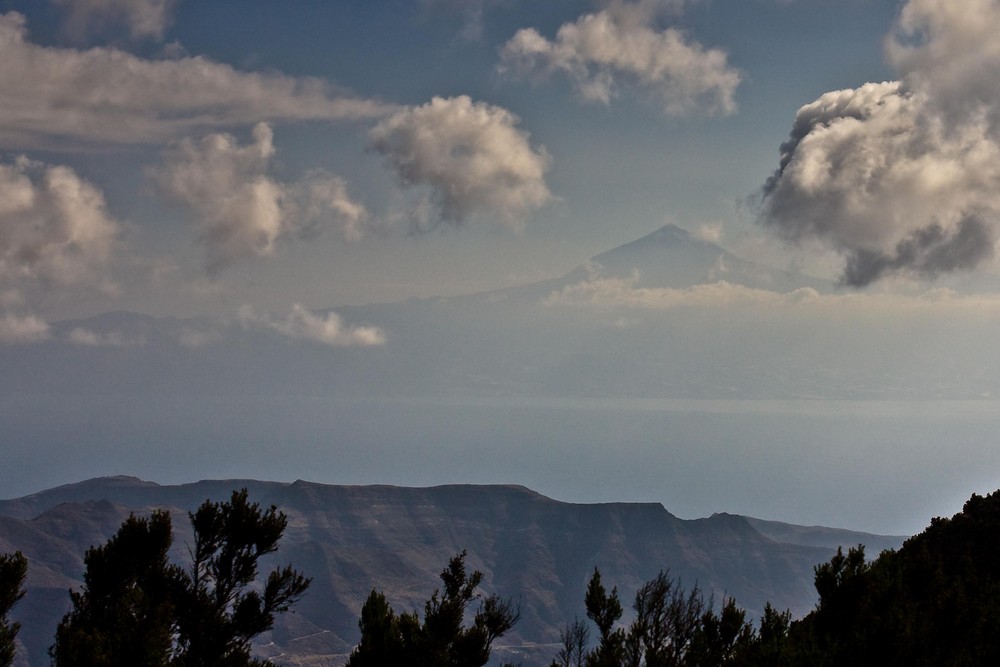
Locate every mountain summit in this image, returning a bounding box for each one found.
[585,224,830,292]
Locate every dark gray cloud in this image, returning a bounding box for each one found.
[842,214,995,287]
[762,82,903,200]
[759,0,1000,286]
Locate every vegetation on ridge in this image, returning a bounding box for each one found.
[5,488,1000,665]
[49,489,310,667]
[0,551,26,667]
[346,550,520,667]
[552,490,1000,667]
[772,490,1000,666]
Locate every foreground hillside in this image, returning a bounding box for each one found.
[730,490,1000,666]
[0,477,904,666]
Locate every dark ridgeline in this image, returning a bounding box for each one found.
[545,490,1000,666]
[771,490,1000,666]
[0,477,904,666]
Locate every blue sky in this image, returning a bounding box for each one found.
[0,0,917,325]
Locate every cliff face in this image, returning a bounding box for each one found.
[0,477,904,666]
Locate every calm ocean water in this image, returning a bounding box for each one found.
[4,394,999,535]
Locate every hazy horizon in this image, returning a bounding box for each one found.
[6,394,999,536]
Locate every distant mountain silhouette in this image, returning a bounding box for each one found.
[0,477,905,667]
[581,224,830,292]
[2,222,996,405]
[429,223,830,304]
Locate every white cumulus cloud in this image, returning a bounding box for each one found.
[0,156,119,291]
[545,274,1000,316]
[370,95,552,229]
[760,0,1000,286]
[0,12,389,148]
[241,304,386,347]
[546,275,802,310]
[0,313,50,344]
[153,123,369,273]
[499,0,740,116]
[52,0,178,41]
[66,327,143,346]
[886,0,1000,123]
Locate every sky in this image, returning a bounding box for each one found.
[0,0,914,328]
[4,0,1000,534]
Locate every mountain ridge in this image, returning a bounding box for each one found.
[0,477,907,667]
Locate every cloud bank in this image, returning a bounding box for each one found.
[759,0,1000,286]
[241,304,386,347]
[499,0,740,116]
[67,327,139,347]
[370,95,552,229]
[0,12,388,148]
[0,313,50,344]
[153,123,368,273]
[546,274,1000,316]
[546,275,818,310]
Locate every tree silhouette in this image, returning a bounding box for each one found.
[51,489,309,667]
[0,551,27,667]
[50,512,179,667]
[174,489,311,667]
[733,491,1000,666]
[347,550,519,667]
[583,568,625,667]
[563,568,756,667]
[553,618,589,667]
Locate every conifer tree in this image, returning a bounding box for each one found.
[567,568,757,667]
[583,569,625,667]
[51,489,310,667]
[50,512,179,667]
[346,550,519,667]
[0,551,27,667]
[174,489,311,667]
